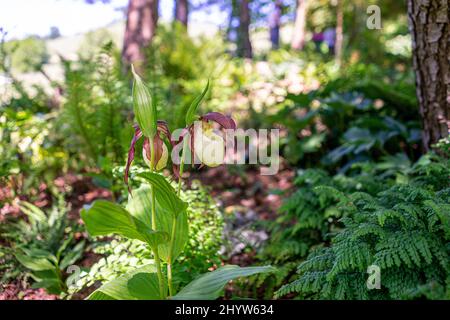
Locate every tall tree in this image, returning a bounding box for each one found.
[408,0,450,151]
[269,0,282,49]
[291,0,307,50]
[237,0,252,58]
[334,0,344,64]
[175,0,189,27]
[122,0,159,67]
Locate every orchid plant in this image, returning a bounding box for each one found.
[80,66,274,300]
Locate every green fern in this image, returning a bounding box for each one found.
[277,155,450,300]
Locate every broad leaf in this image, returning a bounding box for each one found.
[88,264,163,300]
[127,184,188,263]
[185,80,210,126]
[172,265,276,300]
[81,200,168,248]
[136,172,187,218]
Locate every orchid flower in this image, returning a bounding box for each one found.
[176,80,237,170]
[124,121,171,193]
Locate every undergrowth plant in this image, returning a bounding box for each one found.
[73,181,224,294]
[0,198,85,294]
[80,67,274,300]
[276,154,450,299]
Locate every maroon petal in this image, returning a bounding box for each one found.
[125,125,143,194]
[200,112,236,130]
[157,120,171,140]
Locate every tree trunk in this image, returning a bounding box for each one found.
[335,0,344,64]
[408,0,450,151]
[291,0,307,50]
[175,0,188,27]
[269,0,282,49]
[237,0,252,58]
[122,0,159,68]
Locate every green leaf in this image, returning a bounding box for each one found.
[136,172,188,218]
[60,240,85,270]
[19,201,47,226]
[81,200,169,248]
[31,278,62,294]
[15,253,55,271]
[88,264,163,300]
[127,184,188,263]
[185,79,210,126]
[131,64,157,138]
[172,265,276,300]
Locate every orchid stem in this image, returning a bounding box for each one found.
[149,137,166,299]
[167,137,188,297]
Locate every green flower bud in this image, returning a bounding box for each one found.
[131,64,157,138]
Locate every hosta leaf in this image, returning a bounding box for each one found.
[172,265,276,300]
[136,172,187,218]
[127,184,188,263]
[81,200,169,248]
[185,79,210,126]
[88,264,163,300]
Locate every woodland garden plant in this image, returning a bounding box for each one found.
[80,66,275,300]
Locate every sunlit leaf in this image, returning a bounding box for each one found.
[81,200,169,248]
[127,184,188,263]
[88,264,163,300]
[136,172,187,218]
[172,265,276,300]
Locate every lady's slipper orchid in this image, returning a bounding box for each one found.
[124,121,171,193]
[176,111,236,171]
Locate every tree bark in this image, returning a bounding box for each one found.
[408,0,450,151]
[175,0,188,27]
[291,0,307,50]
[269,0,282,49]
[122,0,159,68]
[237,0,252,58]
[334,0,344,64]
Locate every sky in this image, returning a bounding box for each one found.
[0,0,227,40]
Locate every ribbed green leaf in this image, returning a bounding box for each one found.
[126,184,188,263]
[81,200,169,247]
[136,172,188,218]
[185,79,210,126]
[172,265,276,300]
[88,264,163,300]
